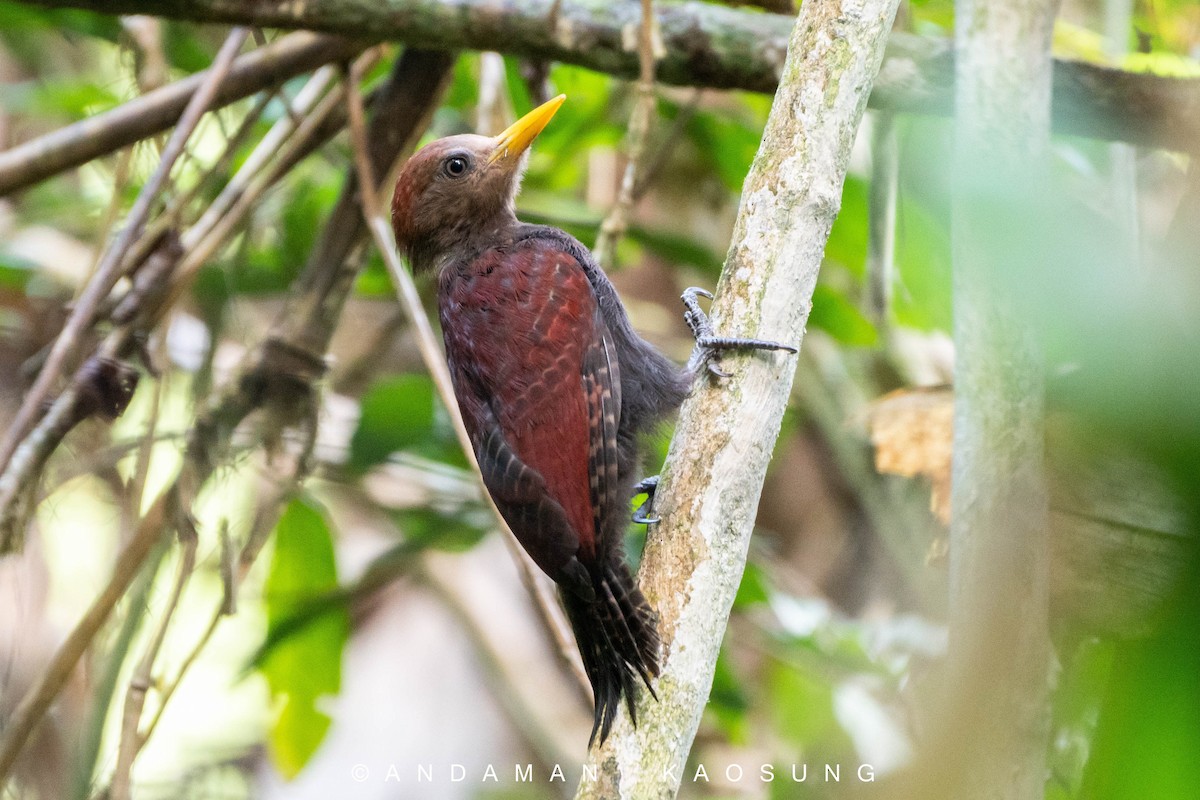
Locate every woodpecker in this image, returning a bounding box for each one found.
[391,95,795,745]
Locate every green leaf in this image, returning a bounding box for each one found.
[767,658,839,747]
[238,173,337,294]
[349,374,442,472]
[162,21,218,73]
[261,497,348,779]
[686,107,766,192]
[825,176,870,278]
[708,647,751,743]
[0,252,36,290]
[808,284,878,346]
[353,252,393,297]
[733,560,771,609]
[893,195,953,332]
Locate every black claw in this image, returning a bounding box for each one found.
[632,476,660,525]
[697,335,798,355]
[681,287,798,378]
[634,476,659,494]
[706,361,731,379]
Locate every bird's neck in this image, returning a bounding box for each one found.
[408,207,520,275]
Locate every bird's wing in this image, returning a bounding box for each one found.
[441,244,621,592]
[581,317,622,552]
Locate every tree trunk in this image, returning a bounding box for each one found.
[946,0,1061,797]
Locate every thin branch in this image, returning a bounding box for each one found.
[630,88,701,201]
[344,66,594,704]
[135,602,221,752]
[866,112,898,327]
[3,49,455,798]
[0,28,249,541]
[0,492,172,790]
[0,68,349,535]
[591,0,658,268]
[22,0,1200,152]
[418,559,575,768]
[187,64,341,250]
[0,31,366,196]
[109,519,198,800]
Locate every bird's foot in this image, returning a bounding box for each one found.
[632,475,660,525]
[681,287,798,379]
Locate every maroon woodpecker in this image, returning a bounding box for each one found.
[391,95,795,745]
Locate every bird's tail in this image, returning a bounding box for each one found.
[560,560,661,747]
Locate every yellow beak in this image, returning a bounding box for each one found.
[488,94,566,165]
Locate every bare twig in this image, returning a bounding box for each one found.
[0,31,366,196]
[0,234,184,544]
[0,492,172,789]
[344,66,593,704]
[511,552,593,706]
[109,519,198,800]
[135,603,221,750]
[630,88,700,201]
[88,148,136,285]
[419,559,575,768]
[0,28,249,541]
[120,333,169,540]
[187,64,341,249]
[592,0,658,269]
[126,50,458,759]
[866,112,898,326]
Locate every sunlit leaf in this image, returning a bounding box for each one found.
[261,497,348,779]
[893,194,953,332]
[708,647,750,743]
[808,284,878,346]
[767,658,839,746]
[349,374,435,472]
[734,560,771,609]
[825,175,869,277]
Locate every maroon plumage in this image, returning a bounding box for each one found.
[391,97,688,745]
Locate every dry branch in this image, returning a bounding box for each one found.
[21,0,1200,152]
[575,0,900,795]
[0,31,366,196]
[0,68,351,545]
[0,49,455,792]
[0,28,249,551]
[0,492,172,789]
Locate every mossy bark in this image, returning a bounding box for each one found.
[25,0,1200,151]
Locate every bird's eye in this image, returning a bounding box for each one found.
[443,156,470,178]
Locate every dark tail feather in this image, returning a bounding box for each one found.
[560,561,660,746]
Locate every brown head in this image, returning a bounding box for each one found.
[391,94,565,273]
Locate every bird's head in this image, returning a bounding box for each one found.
[391,94,565,273]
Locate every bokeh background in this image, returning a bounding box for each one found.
[0,0,1198,798]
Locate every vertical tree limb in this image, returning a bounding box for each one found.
[575,0,900,795]
[943,0,1060,797]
